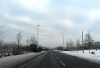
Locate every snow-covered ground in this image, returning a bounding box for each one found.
[0,52,45,68]
[62,50,100,64]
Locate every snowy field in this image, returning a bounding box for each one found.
[0,52,45,68]
[62,50,100,64]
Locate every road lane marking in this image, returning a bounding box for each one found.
[56,57,59,60]
[59,60,66,67]
[56,57,66,67]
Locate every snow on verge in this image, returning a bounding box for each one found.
[62,51,100,64]
[0,52,45,68]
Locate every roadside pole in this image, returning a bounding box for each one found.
[82,30,84,53]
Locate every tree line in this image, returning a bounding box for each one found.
[55,32,100,53]
[0,26,48,58]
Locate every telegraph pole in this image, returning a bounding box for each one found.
[37,25,40,47]
[82,30,84,53]
[63,35,64,50]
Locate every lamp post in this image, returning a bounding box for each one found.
[37,25,40,45]
[63,35,64,50]
[82,30,84,53]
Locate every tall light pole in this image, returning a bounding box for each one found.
[63,35,64,50]
[37,25,40,45]
[82,30,84,53]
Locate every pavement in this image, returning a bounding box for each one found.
[20,51,100,68]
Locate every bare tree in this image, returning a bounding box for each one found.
[0,40,3,57]
[29,36,36,45]
[69,40,74,48]
[66,40,74,51]
[16,32,22,46]
[0,25,5,57]
[66,41,70,50]
[76,39,80,52]
[12,32,23,55]
[84,32,93,53]
[76,39,80,48]
[26,39,29,46]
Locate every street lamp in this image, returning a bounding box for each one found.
[37,25,40,45]
[63,35,64,50]
[82,30,84,53]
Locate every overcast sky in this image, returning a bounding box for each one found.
[0,0,100,48]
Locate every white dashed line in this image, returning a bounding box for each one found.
[56,57,66,67]
[59,60,66,67]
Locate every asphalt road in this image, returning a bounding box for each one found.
[20,51,100,68]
